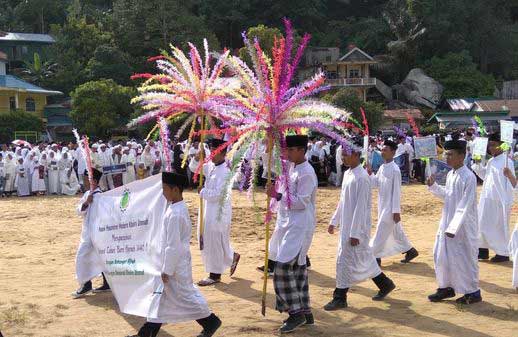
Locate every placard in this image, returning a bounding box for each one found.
[472,137,488,157]
[500,120,515,144]
[413,136,438,159]
[102,164,127,175]
[430,159,452,186]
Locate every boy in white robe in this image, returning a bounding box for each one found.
[325,138,396,311]
[197,138,240,286]
[427,139,482,304]
[472,132,514,262]
[72,169,111,298]
[126,172,221,337]
[501,167,518,290]
[266,135,317,333]
[121,147,136,185]
[368,140,418,265]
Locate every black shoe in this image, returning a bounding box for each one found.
[376,258,381,267]
[323,297,347,311]
[478,248,489,260]
[456,290,482,305]
[304,313,314,325]
[93,282,111,293]
[72,281,92,298]
[197,314,222,337]
[372,278,395,301]
[401,248,419,263]
[279,313,305,333]
[306,256,311,269]
[428,287,456,302]
[490,255,510,263]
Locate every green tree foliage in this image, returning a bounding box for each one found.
[46,18,112,95]
[238,25,282,64]
[425,51,496,99]
[0,0,68,33]
[325,88,384,132]
[70,79,135,138]
[86,45,133,85]
[0,110,43,143]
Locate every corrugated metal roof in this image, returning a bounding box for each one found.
[445,98,476,111]
[473,99,518,116]
[0,32,55,43]
[383,108,424,119]
[0,75,62,95]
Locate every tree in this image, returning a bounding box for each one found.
[0,110,43,143]
[14,52,57,87]
[70,79,135,138]
[86,44,133,85]
[325,88,384,132]
[46,18,112,95]
[425,51,496,99]
[238,24,282,64]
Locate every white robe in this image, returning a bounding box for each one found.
[198,162,234,274]
[75,188,104,284]
[15,164,30,196]
[509,226,518,289]
[330,165,381,288]
[270,161,317,265]
[4,158,16,192]
[47,157,60,194]
[428,165,479,294]
[472,153,514,256]
[59,159,80,196]
[369,161,412,258]
[121,153,136,185]
[149,200,211,323]
[32,160,46,193]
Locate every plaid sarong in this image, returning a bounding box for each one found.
[273,257,310,314]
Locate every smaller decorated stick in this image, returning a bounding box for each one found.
[82,136,95,192]
[158,117,172,172]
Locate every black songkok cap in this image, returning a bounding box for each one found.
[206,138,226,149]
[488,132,502,143]
[444,140,467,151]
[384,139,398,151]
[92,168,103,182]
[162,171,188,188]
[286,135,309,147]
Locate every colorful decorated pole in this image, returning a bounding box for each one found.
[72,128,94,191]
[157,117,172,172]
[261,135,274,315]
[192,19,356,315]
[128,40,232,250]
[198,114,206,250]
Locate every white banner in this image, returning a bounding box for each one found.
[473,137,488,157]
[86,175,167,318]
[500,120,515,144]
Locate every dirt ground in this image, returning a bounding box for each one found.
[1,184,517,337]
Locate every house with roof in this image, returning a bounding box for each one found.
[381,108,424,130]
[0,52,64,139]
[428,98,517,130]
[0,32,55,70]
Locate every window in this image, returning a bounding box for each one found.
[349,69,360,78]
[21,46,28,55]
[25,98,36,112]
[9,97,16,111]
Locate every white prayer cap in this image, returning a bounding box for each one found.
[100,143,107,147]
[92,143,99,149]
[123,146,129,151]
[62,147,69,152]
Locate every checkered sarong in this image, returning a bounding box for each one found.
[273,257,310,314]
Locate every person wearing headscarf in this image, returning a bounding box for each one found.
[426,139,481,304]
[141,145,155,178]
[98,144,114,190]
[32,153,47,195]
[59,152,80,196]
[471,132,514,262]
[4,153,17,196]
[0,153,6,197]
[47,150,60,194]
[15,157,30,196]
[25,152,37,194]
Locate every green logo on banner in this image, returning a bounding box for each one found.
[120,189,130,212]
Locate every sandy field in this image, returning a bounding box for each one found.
[1,184,517,337]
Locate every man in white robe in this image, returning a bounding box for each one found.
[427,139,482,304]
[472,132,514,262]
[121,147,137,185]
[127,172,221,337]
[197,138,240,286]
[325,138,396,311]
[369,140,418,265]
[266,135,317,333]
[99,144,114,190]
[72,169,111,298]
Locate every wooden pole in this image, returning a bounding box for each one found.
[198,114,206,250]
[261,135,274,316]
